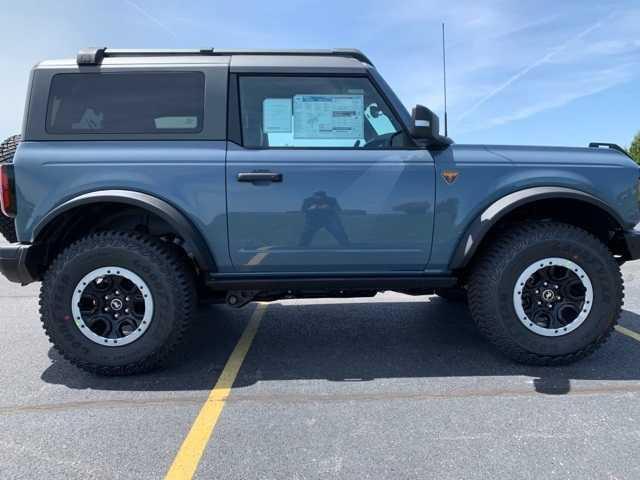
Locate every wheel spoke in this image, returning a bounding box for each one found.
[537,267,550,284]
[83,281,104,299]
[546,313,556,330]
[107,322,119,339]
[111,275,123,290]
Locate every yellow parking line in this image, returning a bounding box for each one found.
[165,303,267,480]
[615,325,640,343]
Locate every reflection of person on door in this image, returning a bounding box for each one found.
[299,191,350,247]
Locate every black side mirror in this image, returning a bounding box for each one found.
[411,105,451,145]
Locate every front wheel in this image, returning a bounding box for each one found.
[468,222,623,365]
[40,232,196,375]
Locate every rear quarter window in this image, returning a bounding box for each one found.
[46,72,205,134]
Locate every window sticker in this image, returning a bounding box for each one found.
[293,94,364,139]
[263,98,292,133]
[154,116,198,129]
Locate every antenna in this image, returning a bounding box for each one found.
[441,22,449,137]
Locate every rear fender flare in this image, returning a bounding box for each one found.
[32,189,216,271]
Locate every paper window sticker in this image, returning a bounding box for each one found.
[263,98,292,133]
[293,94,364,139]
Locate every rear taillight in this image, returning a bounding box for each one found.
[0,164,16,217]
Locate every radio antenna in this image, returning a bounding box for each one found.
[441,22,449,137]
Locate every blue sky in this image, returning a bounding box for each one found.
[1,0,638,147]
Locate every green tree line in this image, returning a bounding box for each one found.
[631,131,640,164]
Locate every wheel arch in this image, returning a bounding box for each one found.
[32,190,216,272]
[449,186,627,271]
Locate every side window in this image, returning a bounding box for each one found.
[238,76,411,148]
[46,72,205,134]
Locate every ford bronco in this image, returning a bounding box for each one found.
[1,48,639,375]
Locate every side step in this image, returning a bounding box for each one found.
[206,274,457,292]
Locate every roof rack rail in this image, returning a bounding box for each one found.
[588,142,632,158]
[76,48,373,66]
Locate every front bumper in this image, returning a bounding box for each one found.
[624,230,640,260]
[0,244,36,284]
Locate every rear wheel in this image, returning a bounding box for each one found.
[468,222,623,365]
[40,231,196,375]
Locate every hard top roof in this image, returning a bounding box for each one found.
[71,48,373,68]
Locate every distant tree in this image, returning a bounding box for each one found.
[630,131,640,164]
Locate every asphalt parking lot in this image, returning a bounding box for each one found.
[2,239,640,479]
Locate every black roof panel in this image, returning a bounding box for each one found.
[76,48,373,67]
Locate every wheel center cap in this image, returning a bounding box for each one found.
[110,298,124,311]
[541,289,556,302]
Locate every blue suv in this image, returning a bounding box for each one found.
[1,48,639,374]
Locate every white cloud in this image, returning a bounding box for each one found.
[457,12,613,122]
[123,0,178,40]
[461,64,634,133]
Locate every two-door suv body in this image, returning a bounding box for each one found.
[1,48,640,374]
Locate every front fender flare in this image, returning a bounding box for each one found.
[448,186,625,270]
[32,189,216,271]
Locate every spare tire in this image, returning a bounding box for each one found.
[0,134,21,243]
[0,134,21,163]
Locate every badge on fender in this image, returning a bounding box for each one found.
[442,170,459,184]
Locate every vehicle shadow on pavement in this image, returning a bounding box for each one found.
[40,298,640,395]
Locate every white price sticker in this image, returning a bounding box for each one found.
[263,98,292,133]
[293,94,364,139]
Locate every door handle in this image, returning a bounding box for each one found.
[237,172,283,183]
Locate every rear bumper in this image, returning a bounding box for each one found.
[0,244,36,284]
[623,230,640,260]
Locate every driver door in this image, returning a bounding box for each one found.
[226,75,436,273]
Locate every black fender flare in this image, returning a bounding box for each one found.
[32,189,216,271]
[448,186,626,270]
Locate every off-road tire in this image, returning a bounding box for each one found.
[468,222,623,365]
[40,231,196,375]
[0,134,21,243]
[434,287,468,303]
